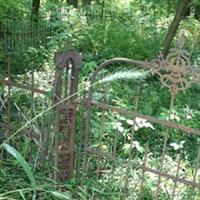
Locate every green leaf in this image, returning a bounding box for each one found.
[49,191,73,199]
[2,144,36,200]
[19,190,27,200]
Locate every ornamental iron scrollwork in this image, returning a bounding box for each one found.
[146,36,200,95]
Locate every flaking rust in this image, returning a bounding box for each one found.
[54,50,82,180]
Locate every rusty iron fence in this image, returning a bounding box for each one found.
[77,36,200,199]
[0,9,110,52]
[0,49,82,180]
[0,16,54,52]
[0,7,140,52]
[0,37,200,199]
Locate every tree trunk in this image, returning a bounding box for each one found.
[195,5,200,20]
[31,0,40,22]
[67,0,78,7]
[163,0,191,57]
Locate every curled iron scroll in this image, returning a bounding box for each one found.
[146,38,200,94]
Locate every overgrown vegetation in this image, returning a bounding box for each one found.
[0,0,200,199]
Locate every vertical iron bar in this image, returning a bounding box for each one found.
[111,129,119,174]
[67,60,79,179]
[123,84,141,194]
[140,145,148,199]
[82,97,92,183]
[96,84,109,179]
[54,113,59,181]
[54,66,62,181]
[190,146,200,199]
[75,92,85,186]
[96,109,106,179]
[156,94,175,199]
[171,153,182,199]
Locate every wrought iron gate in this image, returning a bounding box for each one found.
[75,37,200,199]
[1,37,200,199]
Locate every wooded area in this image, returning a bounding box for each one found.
[0,0,200,199]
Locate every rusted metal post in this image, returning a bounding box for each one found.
[53,50,82,180]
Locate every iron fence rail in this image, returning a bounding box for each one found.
[0,36,200,199]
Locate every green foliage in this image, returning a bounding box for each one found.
[49,191,73,199]
[2,144,36,200]
[1,1,200,199]
[0,0,30,18]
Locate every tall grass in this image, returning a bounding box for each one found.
[0,69,148,199]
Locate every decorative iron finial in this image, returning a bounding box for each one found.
[147,38,200,95]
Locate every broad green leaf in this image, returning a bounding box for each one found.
[2,144,36,199]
